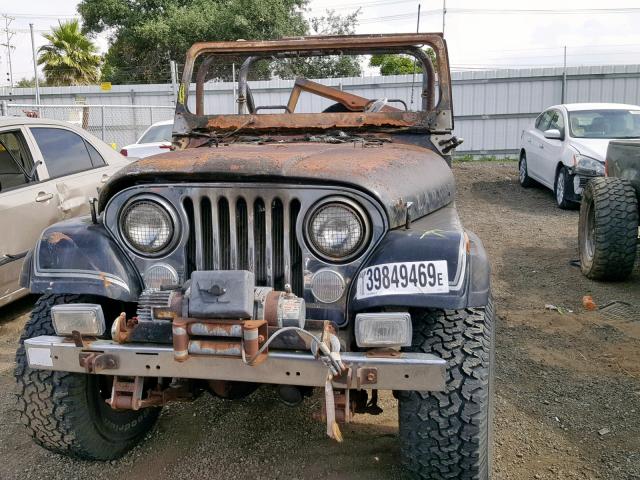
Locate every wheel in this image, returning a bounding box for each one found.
[518,152,535,188]
[554,166,577,209]
[399,299,494,480]
[14,294,160,460]
[579,177,638,281]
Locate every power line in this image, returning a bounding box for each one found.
[358,6,640,24]
[2,13,80,19]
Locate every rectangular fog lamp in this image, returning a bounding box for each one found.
[51,304,105,336]
[355,312,412,348]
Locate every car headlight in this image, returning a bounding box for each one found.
[120,196,178,256]
[305,198,370,262]
[574,154,605,175]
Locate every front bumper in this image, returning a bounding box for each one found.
[572,168,604,196]
[25,336,446,391]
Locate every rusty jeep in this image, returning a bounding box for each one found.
[16,34,493,479]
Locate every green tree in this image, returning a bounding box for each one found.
[271,9,362,79]
[369,49,437,76]
[78,0,361,83]
[16,77,46,88]
[78,0,309,84]
[38,20,101,86]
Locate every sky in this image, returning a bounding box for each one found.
[1,0,640,86]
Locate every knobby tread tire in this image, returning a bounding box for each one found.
[399,299,494,480]
[579,177,638,281]
[14,294,160,460]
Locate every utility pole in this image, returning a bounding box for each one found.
[29,23,41,106]
[409,3,421,109]
[442,0,447,36]
[170,60,178,104]
[1,14,15,89]
[561,46,567,104]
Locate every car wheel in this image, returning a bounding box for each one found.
[15,294,160,460]
[578,177,638,281]
[518,152,535,188]
[554,166,577,209]
[398,298,494,479]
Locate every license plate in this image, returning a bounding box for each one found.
[356,261,449,299]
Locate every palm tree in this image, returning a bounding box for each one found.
[38,20,101,86]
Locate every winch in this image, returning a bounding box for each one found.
[113,270,306,363]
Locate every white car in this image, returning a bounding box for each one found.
[0,117,130,306]
[519,103,640,208]
[120,119,173,158]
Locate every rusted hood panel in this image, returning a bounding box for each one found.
[100,143,454,228]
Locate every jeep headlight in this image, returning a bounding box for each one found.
[120,196,178,256]
[574,154,604,175]
[305,198,369,262]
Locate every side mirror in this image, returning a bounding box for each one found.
[543,128,563,140]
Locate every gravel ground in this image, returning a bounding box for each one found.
[0,160,638,479]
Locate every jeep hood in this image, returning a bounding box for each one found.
[99,142,455,229]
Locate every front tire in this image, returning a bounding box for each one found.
[579,178,638,280]
[554,166,577,209]
[399,300,494,480]
[14,294,160,460]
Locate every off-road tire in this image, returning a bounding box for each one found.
[399,300,494,480]
[554,166,577,209]
[15,294,160,460]
[519,152,535,188]
[579,177,638,281]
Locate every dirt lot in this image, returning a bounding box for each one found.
[0,160,638,480]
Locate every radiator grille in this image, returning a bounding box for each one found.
[184,194,303,295]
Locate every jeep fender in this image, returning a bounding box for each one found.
[348,204,490,311]
[20,216,143,302]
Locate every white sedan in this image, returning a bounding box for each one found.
[120,119,173,158]
[518,103,640,208]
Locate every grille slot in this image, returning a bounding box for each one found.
[184,193,302,295]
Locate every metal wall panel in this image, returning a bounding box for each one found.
[3,64,640,154]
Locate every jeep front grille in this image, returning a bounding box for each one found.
[183,194,303,295]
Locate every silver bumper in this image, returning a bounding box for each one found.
[25,336,446,391]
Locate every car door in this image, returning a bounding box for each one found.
[540,109,566,184]
[28,126,113,220]
[527,110,553,182]
[0,127,58,305]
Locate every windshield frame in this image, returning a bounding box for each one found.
[173,34,454,141]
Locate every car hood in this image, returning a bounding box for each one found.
[99,142,455,229]
[570,138,612,161]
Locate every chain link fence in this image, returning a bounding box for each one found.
[2,104,175,150]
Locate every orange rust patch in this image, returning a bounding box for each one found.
[47,232,72,244]
[99,272,112,289]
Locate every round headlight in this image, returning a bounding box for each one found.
[306,199,369,261]
[120,197,176,256]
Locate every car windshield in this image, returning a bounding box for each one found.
[568,109,640,138]
[138,123,173,144]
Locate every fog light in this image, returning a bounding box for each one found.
[355,312,412,348]
[51,304,105,336]
[311,269,345,303]
[144,263,179,289]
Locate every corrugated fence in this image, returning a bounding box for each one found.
[3,64,640,155]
